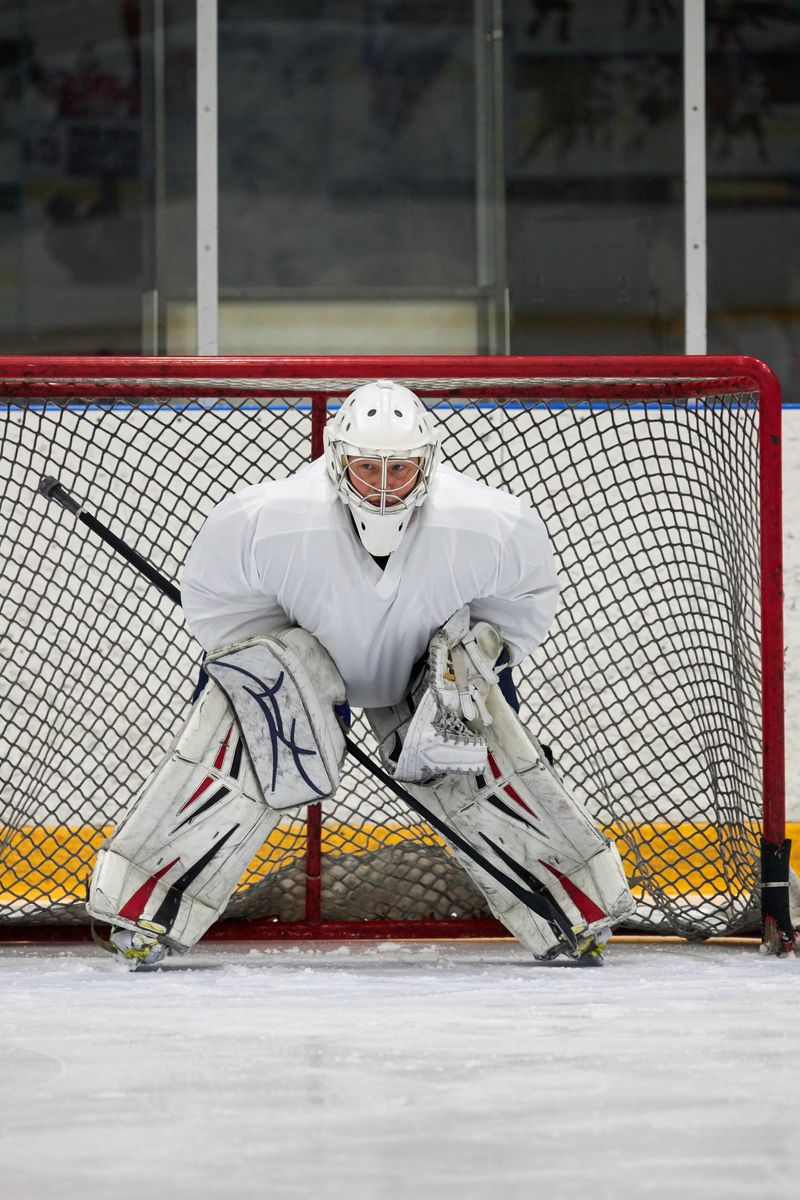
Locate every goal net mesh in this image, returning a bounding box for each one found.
[0,371,765,937]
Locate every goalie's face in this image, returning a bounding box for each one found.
[345,456,423,508]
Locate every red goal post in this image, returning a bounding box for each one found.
[0,354,792,949]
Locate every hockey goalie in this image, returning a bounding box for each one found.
[87,380,635,967]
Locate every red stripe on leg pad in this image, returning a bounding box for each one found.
[118,858,180,922]
[178,724,234,814]
[178,775,214,813]
[487,752,537,816]
[214,724,234,770]
[503,782,536,816]
[539,861,606,924]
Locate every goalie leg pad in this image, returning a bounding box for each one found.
[204,628,346,811]
[88,679,282,951]
[367,686,635,959]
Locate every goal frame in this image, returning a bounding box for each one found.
[0,353,788,947]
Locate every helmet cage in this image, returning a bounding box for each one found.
[329,442,437,517]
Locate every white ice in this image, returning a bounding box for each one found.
[1,939,798,1200]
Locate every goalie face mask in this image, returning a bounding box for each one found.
[341,454,423,555]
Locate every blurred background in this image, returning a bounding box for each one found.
[0,0,797,399]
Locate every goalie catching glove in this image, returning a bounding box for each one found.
[429,605,504,725]
[394,606,504,782]
[394,688,488,782]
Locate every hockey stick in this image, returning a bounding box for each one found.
[39,474,575,943]
[39,477,182,606]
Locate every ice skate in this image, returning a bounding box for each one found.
[538,924,611,966]
[108,926,169,969]
[570,926,612,966]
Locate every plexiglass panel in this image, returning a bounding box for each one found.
[505,0,685,354]
[0,1,145,353]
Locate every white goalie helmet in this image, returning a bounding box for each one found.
[324,379,442,556]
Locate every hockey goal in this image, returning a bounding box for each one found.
[0,355,791,946]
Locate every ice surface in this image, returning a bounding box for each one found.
[0,939,798,1200]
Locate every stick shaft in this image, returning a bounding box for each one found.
[343,734,568,934]
[80,511,181,606]
[39,475,181,605]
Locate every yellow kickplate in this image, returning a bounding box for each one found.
[608,820,767,897]
[2,820,799,907]
[0,819,450,905]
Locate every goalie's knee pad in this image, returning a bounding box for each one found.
[367,686,634,960]
[88,629,347,952]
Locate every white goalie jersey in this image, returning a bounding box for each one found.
[180,457,560,707]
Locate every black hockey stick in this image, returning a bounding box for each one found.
[39,474,575,944]
[39,476,181,606]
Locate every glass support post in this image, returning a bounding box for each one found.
[141,0,167,354]
[683,0,707,354]
[474,0,509,354]
[196,0,218,355]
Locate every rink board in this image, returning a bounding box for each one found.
[2,819,798,914]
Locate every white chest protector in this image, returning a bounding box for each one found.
[180,459,560,708]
